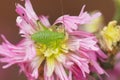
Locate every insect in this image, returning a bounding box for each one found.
[31,30,65,45]
[31,20,65,45]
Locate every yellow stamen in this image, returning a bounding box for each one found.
[100,20,120,51]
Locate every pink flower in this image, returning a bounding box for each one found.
[0,0,107,80]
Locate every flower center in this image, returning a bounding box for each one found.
[32,24,69,58]
[35,39,68,57]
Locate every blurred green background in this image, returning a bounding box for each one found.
[0,0,114,80]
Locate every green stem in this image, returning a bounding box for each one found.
[113,0,120,22]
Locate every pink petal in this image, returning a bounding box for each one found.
[39,15,51,27]
[55,63,69,80]
[25,0,38,20]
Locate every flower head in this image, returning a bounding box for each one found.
[100,20,120,52]
[0,0,107,80]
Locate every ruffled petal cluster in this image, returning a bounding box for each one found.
[54,5,101,32]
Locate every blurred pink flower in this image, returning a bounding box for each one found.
[106,53,120,80]
[0,0,107,80]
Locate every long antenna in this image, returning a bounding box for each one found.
[60,0,64,16]
[59,0,65,34]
